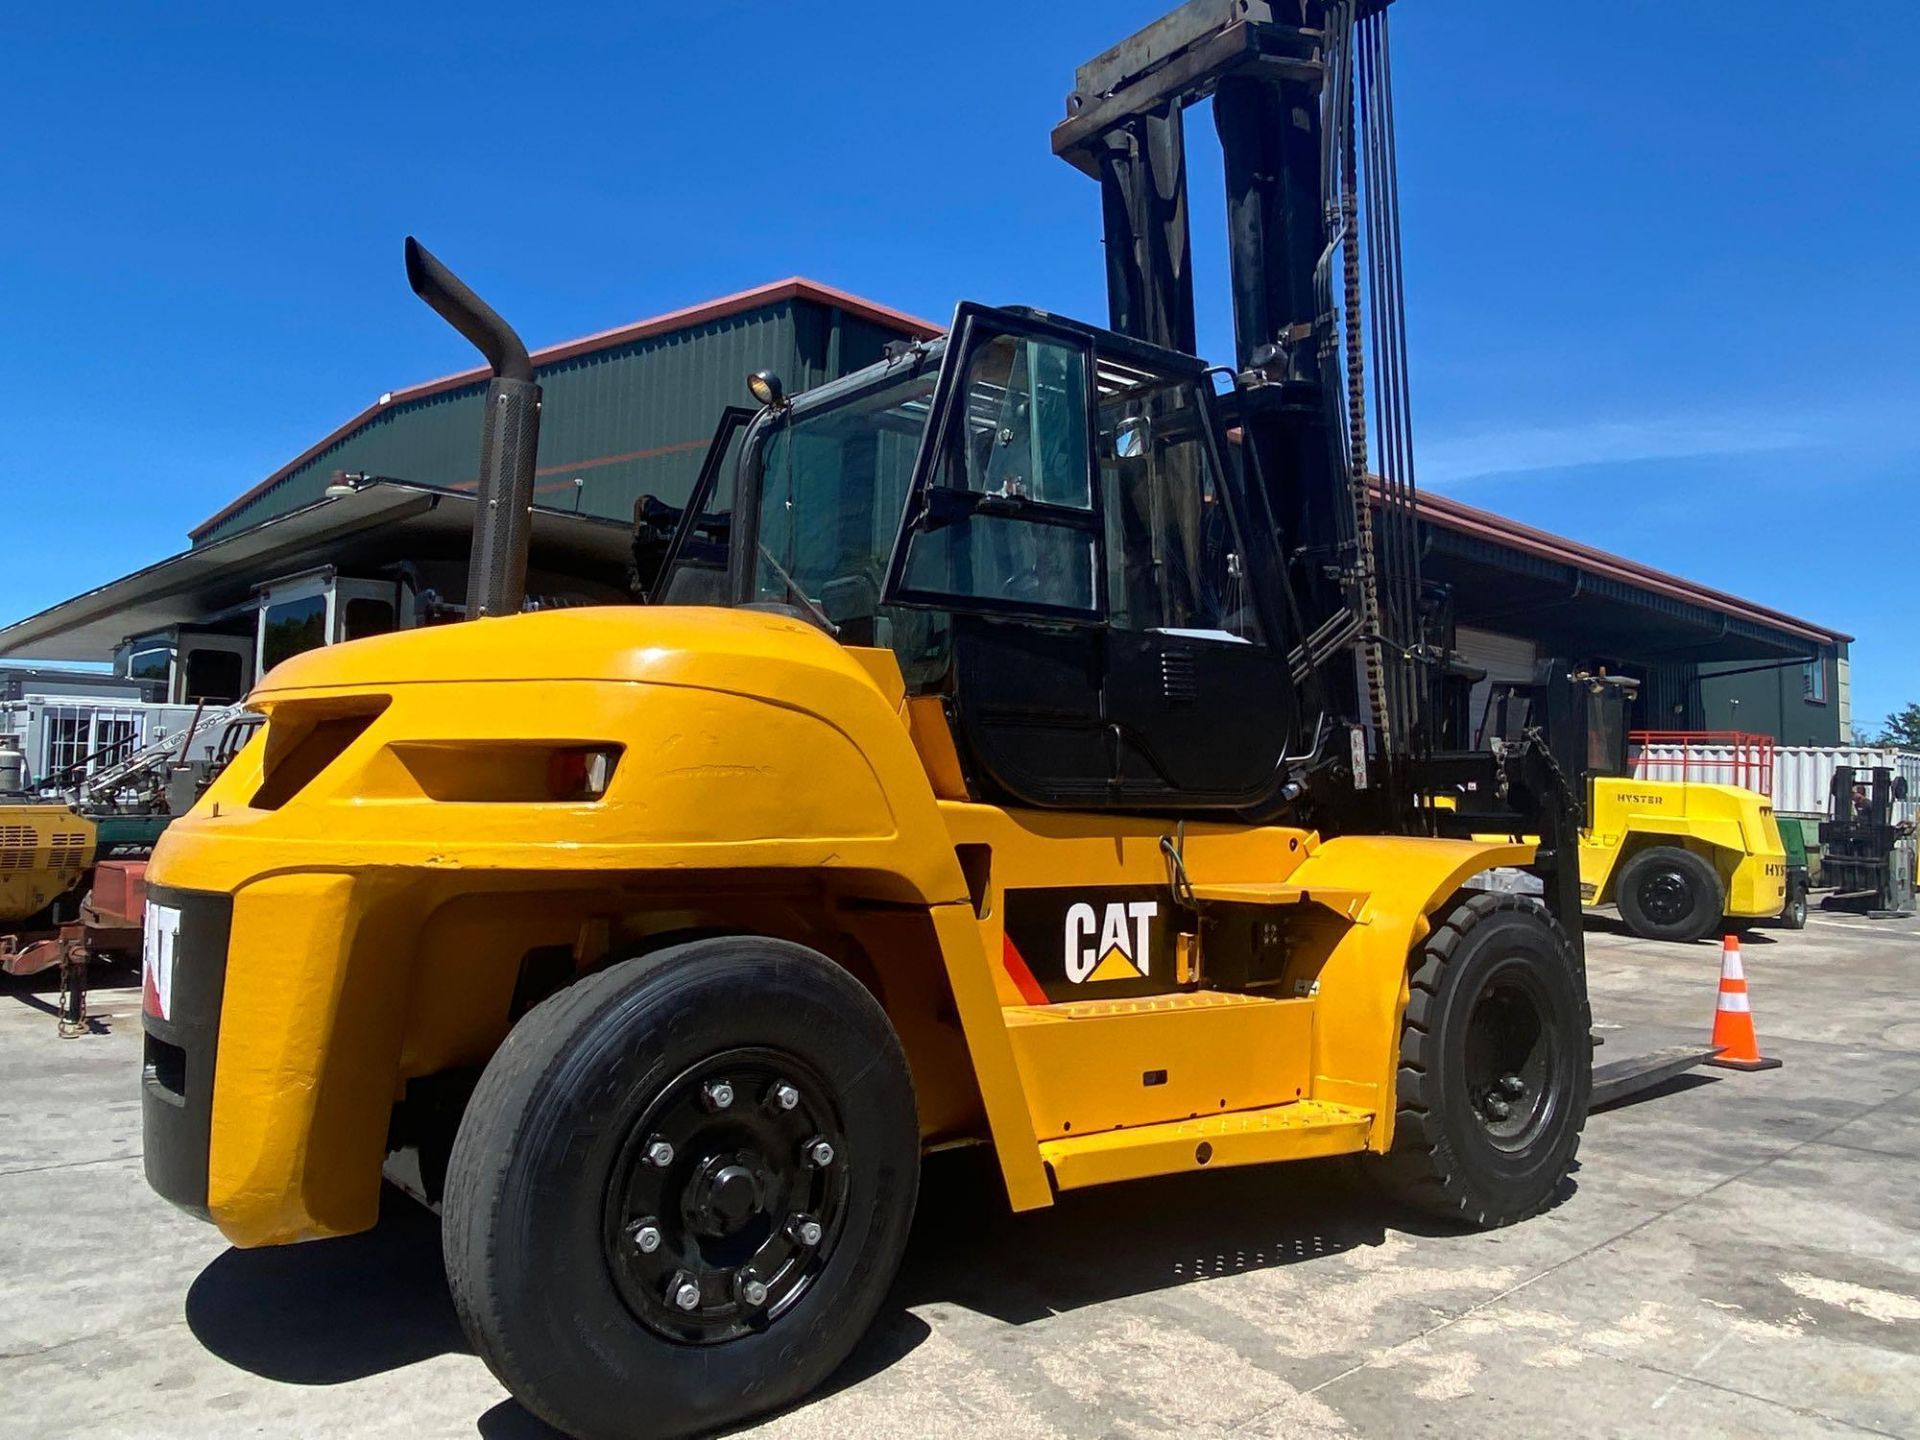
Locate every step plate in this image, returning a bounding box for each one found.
[1040,1100,1375,1191]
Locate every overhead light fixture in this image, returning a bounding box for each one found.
[324,470,369,499]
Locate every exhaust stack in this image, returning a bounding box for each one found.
[404,237,541,619]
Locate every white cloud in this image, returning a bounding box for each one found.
[1415,414,1811,487]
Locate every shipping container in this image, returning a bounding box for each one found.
[1634,741,1919,823]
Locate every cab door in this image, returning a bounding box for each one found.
[1093,366,1293,808]
[884,306,1112,806]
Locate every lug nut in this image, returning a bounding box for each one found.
[738,1276,770,1307]
[1485,1097,1512,1121]
[771,1081,800,1112]
[630,1220,662,1253]
[646,1137,675,1168]
[668,1272,701,1312]
[703,1080,735,1110]
[788,1214,824,1246]
[805,1137,835,1167]
[1500,1074,1527,1097]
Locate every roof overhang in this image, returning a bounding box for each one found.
[0,482,635,663]
[1396,485,1850,660]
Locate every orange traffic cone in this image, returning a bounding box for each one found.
[1706,934,1782,1071]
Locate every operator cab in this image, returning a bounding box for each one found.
[656,304,1300,815]
[1476,663,1637,824]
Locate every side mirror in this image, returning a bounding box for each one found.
[1895,777,1910,803]
[1114,416,1151,460]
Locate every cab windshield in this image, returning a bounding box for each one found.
[753,369,934,625]
[748,363,949,679]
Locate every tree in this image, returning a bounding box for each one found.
[1876,702,1920,749]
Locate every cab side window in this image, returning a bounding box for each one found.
[897,332,1098,613]
[1098,378,1261,644]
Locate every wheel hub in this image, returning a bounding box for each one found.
[1464,972,1555,1151]
[1641,869,1692,926]
[685,1155,768,1237]
[602,1049,848,1345]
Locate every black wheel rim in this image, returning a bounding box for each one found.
[1462,965,1556,1152]
[602,1047,849,1345]
[1639,866,1694,927]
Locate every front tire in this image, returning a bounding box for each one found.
[1378,891,1590,1228]
[442,937,920,1440]
[1616,845,1724,943]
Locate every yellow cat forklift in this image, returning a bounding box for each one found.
[1473,668,1789,943]
[142,5,1669,1435]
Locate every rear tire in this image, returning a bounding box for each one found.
[1780,874,1809,930]
[442,937,920,1440]
[1616,845,1724,943]
[1378,891,1590,1228]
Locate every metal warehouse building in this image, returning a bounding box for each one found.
[0,275,1852,752]
[195,278,940,542]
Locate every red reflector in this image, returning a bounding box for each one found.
[547,747,617,801]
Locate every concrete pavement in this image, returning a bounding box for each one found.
[2,910,1916,1438]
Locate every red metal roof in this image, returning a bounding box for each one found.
[1405,484,1851,647]
[189,278,944,541]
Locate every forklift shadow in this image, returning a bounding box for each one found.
[1582,912,1778,946]
[734,1146,1509,1432]
[186,1149,1557,1420]
[883,1147,1410,1329]
[184,1185,467,1385]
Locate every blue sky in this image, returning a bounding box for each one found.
[2,2,1913,730]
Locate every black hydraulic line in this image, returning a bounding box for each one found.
[1356,16,1399,739]
[1310,8,1378,742]
[1378,14,1424,672]
[1356,7,1425,751]
[1318,6,1395,773]
[1374,13,1423,680]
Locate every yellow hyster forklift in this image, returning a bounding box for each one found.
[1473,669,1789,942]
[144,5,1623,1435]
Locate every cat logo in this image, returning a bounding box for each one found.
[1064,900,1157,983]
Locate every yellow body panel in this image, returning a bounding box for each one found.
[148,605,1536,1244]
[0,804,96,926]
[1006,992,1316,1139]
[1278,837,1534,1137]
[1578,778,1786,919]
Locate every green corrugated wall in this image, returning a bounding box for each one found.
[195,297,919,545]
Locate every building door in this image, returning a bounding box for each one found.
[1454,626,1539,747]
